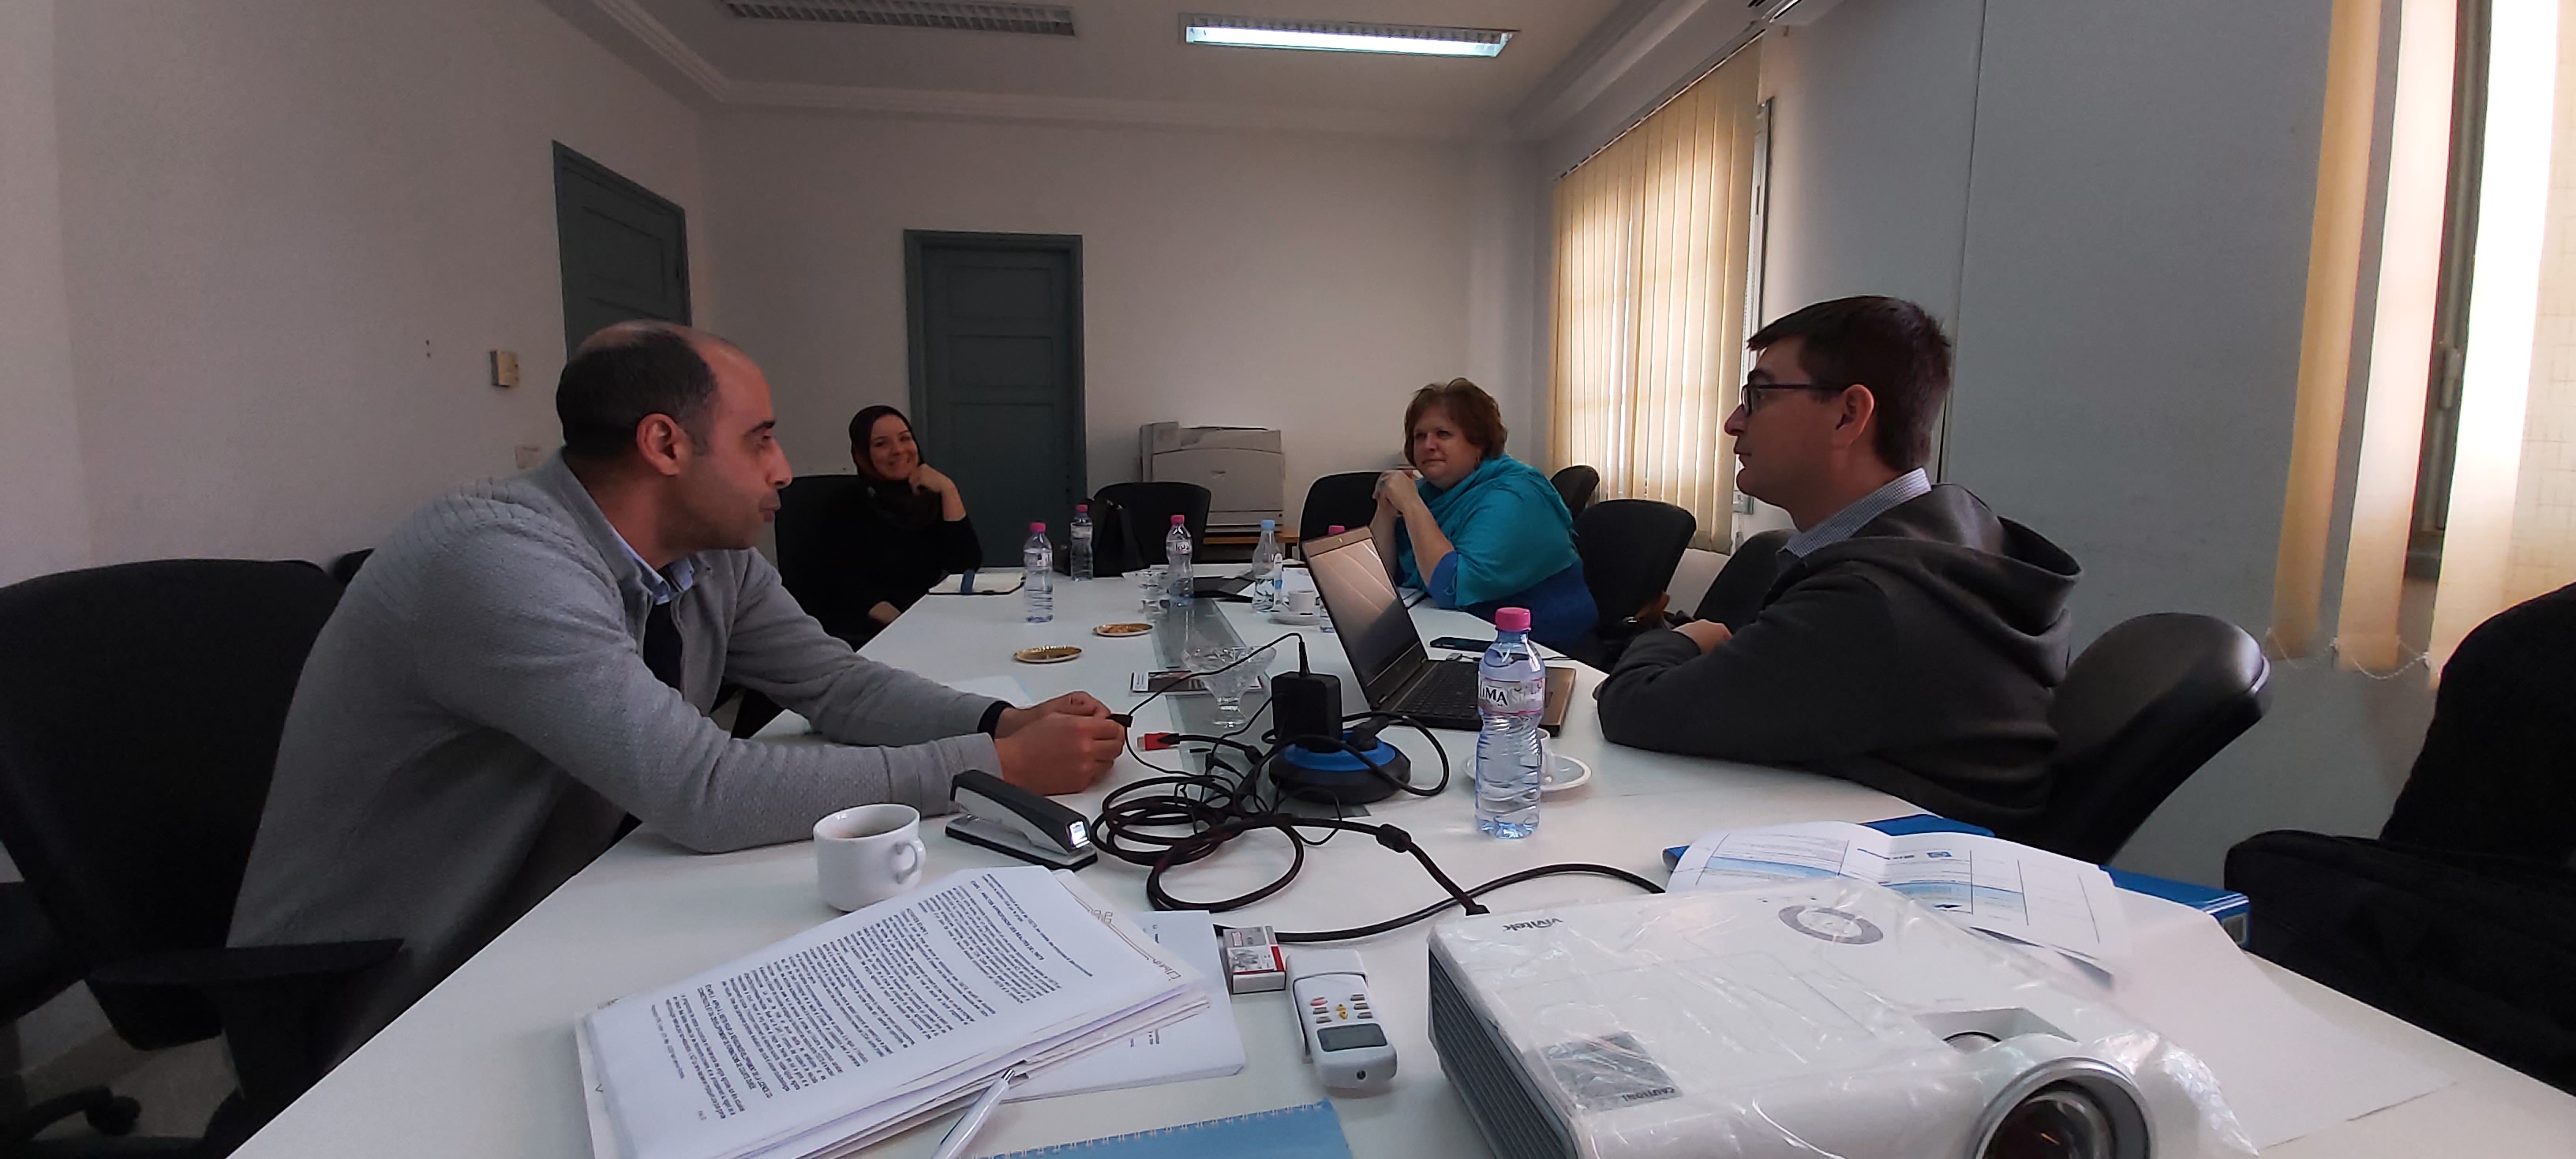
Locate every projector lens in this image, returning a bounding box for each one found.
[1985,1085,2118,1159]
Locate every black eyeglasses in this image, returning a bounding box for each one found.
[1736,381,1844,414]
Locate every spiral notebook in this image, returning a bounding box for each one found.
[992,1101,1350,1158]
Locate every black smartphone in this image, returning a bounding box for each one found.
[1425,636,1492,652]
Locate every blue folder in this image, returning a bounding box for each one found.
[994,1100,1351,1159]
[1661,815,2251,943]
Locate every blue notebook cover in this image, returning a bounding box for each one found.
[1660,815,2251,941]
[994,1100,1351,1159]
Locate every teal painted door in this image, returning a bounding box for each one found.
[906,233,1086,564]
[554,143,690,355]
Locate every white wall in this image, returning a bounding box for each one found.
[49,0,709,566]
[0,0,94,586]
[1756,0,1986,329]
[1945,0,2436,883]
[700,111,1482,510]
[1465,141,1548,455]
[1949,0,2330,636]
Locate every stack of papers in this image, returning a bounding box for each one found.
[1669,821,2132,970]
[1008,910,1244,1101]
[576,867,1209,1159]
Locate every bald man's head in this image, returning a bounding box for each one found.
[572,319,743,360]
[556,321,736,464]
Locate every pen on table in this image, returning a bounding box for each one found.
[960,568,976,595]
[930,1068,1015,1159]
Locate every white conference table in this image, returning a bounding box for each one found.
[232,576,2576,1157]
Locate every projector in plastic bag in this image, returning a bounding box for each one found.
[1428,879,2256,1159]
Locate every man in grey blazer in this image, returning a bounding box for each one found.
[230,321,1125,1051]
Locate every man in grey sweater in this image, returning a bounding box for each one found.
[231,323,1125,1050]
[1595,298,2079,831]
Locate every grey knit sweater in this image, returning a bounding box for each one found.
[230,455,999,1046]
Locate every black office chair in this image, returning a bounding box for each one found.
[0,560,402,1156]
[1563,500,1695,668]
[758,460,868,724]
[1574,500,1695,628]
[2225,583,2576,1093]
[1688,529,1792,630]
[324,549,372,587]
[0,880,155,1153]
[1095,482,1211,568]
[2015,613,2271,864]
[1298,472,1380,546]
[1551,465,1601,517]
[730,475,877,736]
[769,475,870,644]
[2376,581,2576,862]
[2228,832,2576,1092]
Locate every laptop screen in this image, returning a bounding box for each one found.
[1302,528,1428,698]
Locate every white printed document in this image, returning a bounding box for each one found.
[1670,822,2131,969]
[578,867,1206,1159]
[1008,909,1245,1100]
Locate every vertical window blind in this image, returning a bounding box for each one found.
[2424,0,2575,668]
[2269,0,2385,658]
[2280,0,2576,681]
[1548,43,1762,549]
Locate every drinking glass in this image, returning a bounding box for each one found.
[1204,645,1255,730]
[1138,565,1170,616]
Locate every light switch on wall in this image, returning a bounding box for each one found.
[491,350,520,388]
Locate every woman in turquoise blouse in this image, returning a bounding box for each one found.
[1369,379,1596,649]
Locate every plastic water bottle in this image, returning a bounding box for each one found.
[1165,515,1195,607]
[1247,519,1284,613]
[1475,607,1546,838]
[1069,504,1094,581]
[1023,523,1054,623]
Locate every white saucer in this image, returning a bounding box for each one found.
[1541,753,1592,794]
[1269,610,1324,625]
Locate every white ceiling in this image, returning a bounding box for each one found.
[571,0,1640,137]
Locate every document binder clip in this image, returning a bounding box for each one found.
[948,770,1097,870]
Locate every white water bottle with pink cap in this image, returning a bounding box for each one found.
[1475,606,1546,838]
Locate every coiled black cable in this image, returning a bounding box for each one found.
[1091,659,1661,941]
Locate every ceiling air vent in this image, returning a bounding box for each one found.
[720,1,1076,36]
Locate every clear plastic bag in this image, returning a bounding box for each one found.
[1428,879,2258,1159]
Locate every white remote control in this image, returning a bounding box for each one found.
[1286,948,1395,1096]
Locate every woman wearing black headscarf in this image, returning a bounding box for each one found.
[825,405,981,644]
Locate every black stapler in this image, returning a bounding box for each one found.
[948,770,1097,869]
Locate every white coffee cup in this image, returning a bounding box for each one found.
[814,804,926,912]
[1284,587,1322,617]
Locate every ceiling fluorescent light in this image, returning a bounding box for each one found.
[1181,15,1512,57]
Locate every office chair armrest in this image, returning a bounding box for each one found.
[92,940,402,1129]
[88,939,401,992]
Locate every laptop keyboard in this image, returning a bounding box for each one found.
[1398,662,1482,722]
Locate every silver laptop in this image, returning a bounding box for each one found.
[1301,527,1574,733]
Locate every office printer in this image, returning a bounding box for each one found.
[1428,880,2255,1159]
[1140,422,1283,533]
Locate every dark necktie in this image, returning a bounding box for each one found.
[643,600,684,692]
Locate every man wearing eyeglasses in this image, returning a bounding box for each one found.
[1593,295,2080,831]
